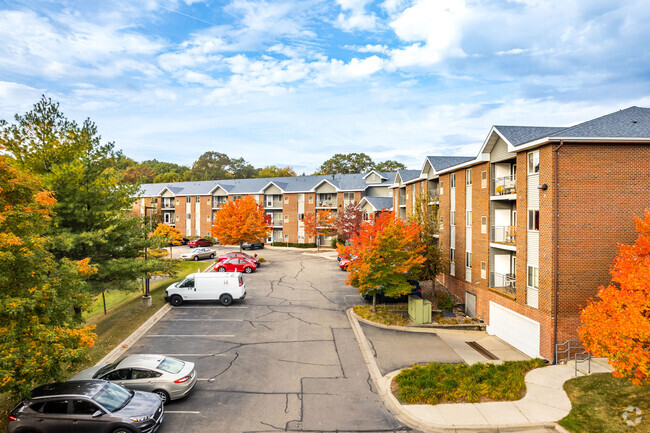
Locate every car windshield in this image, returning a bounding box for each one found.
[157,357,185,374]
[93,382,133,412]
[93,360,122,379]
[189,248,200,253]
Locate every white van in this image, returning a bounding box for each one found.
[164,272,246,306]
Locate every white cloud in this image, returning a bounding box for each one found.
[335,0,377,32]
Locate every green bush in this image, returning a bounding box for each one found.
[271,242,317,248]
[436,293,453,310]
[394,359,547,404]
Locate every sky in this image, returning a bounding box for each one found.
[1,0,649,174]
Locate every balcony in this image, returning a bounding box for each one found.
[264,197,283,209]
[316,200,336,208]
[399,192,406,207]
[489,272,516,296]
[491,225,516,245]
[491,175,517,197]
[212,199,228,209]
[428,192,439,204]
[161,201,175,210]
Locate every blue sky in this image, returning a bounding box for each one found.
[1,0,649,173]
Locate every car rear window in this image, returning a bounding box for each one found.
[157,357,185,374]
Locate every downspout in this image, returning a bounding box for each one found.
[553,140,565,364]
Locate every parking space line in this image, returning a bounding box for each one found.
[165,410,201,414]
[145,334,235,338]
[162,318,244,322]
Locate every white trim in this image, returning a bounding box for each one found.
[208,184,230,195]
[362,170,388,181]
[435,157,482,175]
[258,181,286,194]
[403,176,426,186]
[157,186,175,197]
[310,178,340,192]
[490,242,517,251]
[508,136,650,152]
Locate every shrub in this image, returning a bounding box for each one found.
[271,242,317,248]
[436,293,453,310]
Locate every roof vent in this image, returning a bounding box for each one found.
[632,120,638,123]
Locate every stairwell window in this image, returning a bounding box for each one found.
[481,261,486,279]
[466,210,472,227]
[466,252,472,268]
[528,210,540,231]
[528,151,540,174]
[186,197,191,203]
[527,265,539,308]
[481,170,487,188]
[466,168,472,186]
[284,195,289,204]
[481,216,487,234]
[450,211,455,226]
[440,180,444,195]
[450,173,456,189]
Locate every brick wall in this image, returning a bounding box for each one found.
[283,194,298,243]
[472,162,490,287]
[176,197,187,235]
[200,196,212,236]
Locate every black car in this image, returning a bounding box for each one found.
[8,380,164,433]
[362,280,421,303]
[242,240,264,250]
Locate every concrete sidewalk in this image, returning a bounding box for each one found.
[347,308,613,433]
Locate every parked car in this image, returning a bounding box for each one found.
[188,238,212,248]
[8,380,164,433]
[242,240,264,250]
[215,257,257,273]
[362,280,421,303]
[339,258,351,271]
[180,238,189,245]
[180,247,215,261]
[70,354,197,404]
[218,252,260,267]
[165,272,246,306]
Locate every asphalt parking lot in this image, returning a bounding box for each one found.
[126,246,414,432]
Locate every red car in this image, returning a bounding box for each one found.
[215,257,257,273]
[339,258,351,271]
[188,238,212,248]
[218,252,260,267]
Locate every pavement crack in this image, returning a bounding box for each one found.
[366,373,376,394]
[206,352,239,381]
[258,421,284,431]
[330,327,346,378]
[278,359,339,367]
[284,393,289,414]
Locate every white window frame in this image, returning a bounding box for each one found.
[528,209,540,231]
[466,168,472,186]
[466,252,472,269]
[528,150,540,174]
[466,210,472,227]
[481,216,487,234]
[480,261,487,279]
[450,173,456,189]
[481,170,487,188]
[450,210,455,226]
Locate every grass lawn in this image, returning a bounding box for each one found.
[354,304,410,326]
[0,260,210,431]
[560,374,650,433]
[394,359,546,404]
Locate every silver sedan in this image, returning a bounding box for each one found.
[180,247,216,261]
[70,354,197,404]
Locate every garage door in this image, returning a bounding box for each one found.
[487,302,540,358]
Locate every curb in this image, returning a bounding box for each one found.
[96,303,172,366]
[346,308,565,433]
[353,311,485,334]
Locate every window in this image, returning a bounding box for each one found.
[466,168,472,185]
[528,151,540,174]
[308,195,313,204]
[450,173,456,188]
[186,197,191,203]
[343,192,354,202]
[176,199,180,206]
[481,216,487,234]
[439,215,444,230]
[528,210,539,231]
[466,210,472,227]
[440,180,444,195]
[186,213,191,220]
[195,196,200,203]
[284,214,289,222]
[284,195,289,204]
[298,213,305,220]
[465,252,472,268]
[233,195,241,200]
[103,369,131,381]
[42,400,69,414]
[527,266,539,289]
[71,400,99,415]
[450,211,455,226]
[266,195,273,207]
[481,170,487,188]
[481,261,487,279]
[450,248,455,262]
[131,369,155,380]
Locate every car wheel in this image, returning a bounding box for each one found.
[244,267,253,273]
[112,428,135,433]
[170,295,183,306]
[193,255,199,261]
[153,389,170,404]
[210,253,215,259]
[217,267,226,272]
[220,293,233,306]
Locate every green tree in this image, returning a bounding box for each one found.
[122,164,156,184]
[316,153,375,174]
[229,157,257,179]
[0,96,178,299]
[153,171,183,183]
[409,191,447,281]
[257,165,297,178]
[375,159,407,172]
[0,155,96,398]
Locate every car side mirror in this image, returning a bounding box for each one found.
[92,410,104,418]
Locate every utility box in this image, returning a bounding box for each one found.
[408,295,432,324]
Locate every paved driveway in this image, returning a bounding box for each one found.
[125,247,415,432]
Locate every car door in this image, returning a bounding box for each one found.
[36,399,73,433]
[127,369,159,393]
[178,277,196,300]
[233,259,245,272]
[70,399,108,433]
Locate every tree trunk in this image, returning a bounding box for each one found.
[372,293,377,313]
[239,241,243,252]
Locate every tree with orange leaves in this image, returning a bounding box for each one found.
[0,155,96,398]
[211,195,271,251]
[338,211,425,311]
[300,210,335,249]
[579,210,650,385]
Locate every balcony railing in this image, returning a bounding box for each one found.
[161,202,175,210]
[265,199,283,208]
[212,200,228,209]
[428,192,439,204]
[491,225,516,245]
[317,201,336,208]
[492,175,517,196]
[399,194,406,207]
[489,272,516,295]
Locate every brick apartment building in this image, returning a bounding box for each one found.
[399,107,650,360]
[133,106,649,361]
[133,172,395,244]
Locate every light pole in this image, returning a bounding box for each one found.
[142,205,156,307]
